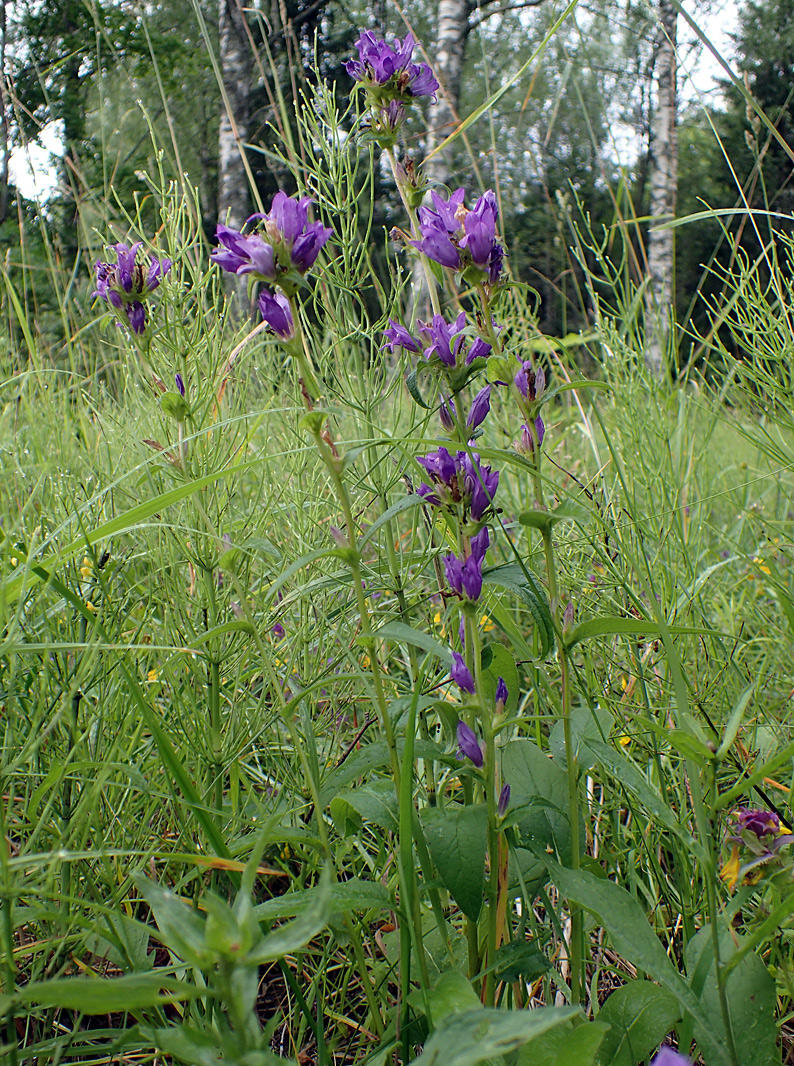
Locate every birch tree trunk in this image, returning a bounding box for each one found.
[218,0,253,308]
[644,0,678,377]
[424,0,470,190]
[409,0,470,316]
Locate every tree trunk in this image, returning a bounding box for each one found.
[411,0,471,317]
[0,0,9,224]
[424,0,470,190]
[644,0,677,377]
[218,0,253,309]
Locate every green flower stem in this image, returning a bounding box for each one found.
[529,436,584,1006]
[386,148,443,319]
[202,564,225,825]
[286,294,323,402]
[467,603,499,1007]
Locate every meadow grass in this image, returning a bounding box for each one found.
[2,19,794,1066]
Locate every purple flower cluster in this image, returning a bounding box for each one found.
[212,191,331,335]
[732,808,781,840]
[345,31,439,100]
[444,527,489,602]
[411,189,504,285]
[513,360,547,454]
[417,447,499,521]
[92,242,171,334]
[383,311,492,370]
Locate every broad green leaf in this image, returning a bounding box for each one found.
[16,973,204,1012]
[480,643,519,714]
[246,871,332,964]
[337,780,398,832]
[517,1020,609,1066]
[320,738,450,806]
[595,981,680,1066]
[550,704,612,769]
[426,971,481,1023]
[254,878,390,920]
[421,805,487,921]
[550,865,729,1064]
[566,616,718,650]
[494,939,551,982]
[409,1006,579,1066]
[686,925,777,1066]
[133,876,211,967]
[482,563,554,658]
[519,500,591,531]
[502,740,576,884]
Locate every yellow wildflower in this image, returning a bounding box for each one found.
[720,845,741,891]
[147,669,159,683]
[80,556,93,581]
[752,556,771,575]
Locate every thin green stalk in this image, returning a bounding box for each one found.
[385,148,443,318]
[0,792,18,1066]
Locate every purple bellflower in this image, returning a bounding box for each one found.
[651,1050,690,1066]
[451,651,476,695]
[439,395,457,431]
[258,289,295,339]
[470,525,490,562]
[515,361,546,401]
[411,188,504,284]
[516,418,546,455]
[444,551,484,602]
[495,677,508,711]
[93,242,171,334]
[416,447,499,520]
[456,720,483,766]
[466,385,492,430]
[498,782,511,817]
[345,31,439,100]
[381,312,491,368]
[212,191,332,292]
[175,373,185,397]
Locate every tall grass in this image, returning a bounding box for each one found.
[2,7,794,1066]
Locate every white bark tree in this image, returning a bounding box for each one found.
[218,0,253,307]
[644,0,678,376]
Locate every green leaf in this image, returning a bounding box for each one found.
[566,616,718,651]
[254,878,390,920]
[410,1006,579,1066]
[550,704,612,769]
[502,740,575,883]
[133,875,211,967]
[549,865,729,1064]
[160,391,190,421]
[482,563,554,658]
[480,643,519,714]
[426,971,481,1023]
[359,495,424,548]
[367,621,453,668]
[406,367,432,408]
[517,1020,609,1066]
[16,973,204,1012]
[247,870,332,964]
[494,939,551,982]
[519,500,591,531]
[595,981,680,1066]
[686,925,777,1066]
[421,805,488,921]
[336,780,398,832]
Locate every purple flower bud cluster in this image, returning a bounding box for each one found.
[417,447,499,521]
[456,719,483,765]
[92,242,171,334]
[212,191,332,337]
[344,31,439,101]
[444,528,489,602]
[411,189,504,285]
[513,360,547,454]
[383,311,492,370]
